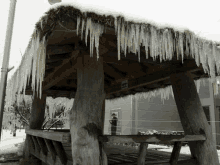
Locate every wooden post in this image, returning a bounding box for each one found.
[24,93,47,164]
[137,143,148,165]
[70,54,107,165]
[170,71,219,165]
[169,142,182,165]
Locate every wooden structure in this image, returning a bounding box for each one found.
[5,3,220,165]
[25,129,205,165]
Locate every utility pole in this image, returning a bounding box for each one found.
[0,0,17,141]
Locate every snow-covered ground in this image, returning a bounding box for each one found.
[0,129,26,155]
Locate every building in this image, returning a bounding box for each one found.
[104,79,220,146]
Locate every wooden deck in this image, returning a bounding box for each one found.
[25,129,200,165]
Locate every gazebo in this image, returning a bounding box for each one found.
[5,2,220,165]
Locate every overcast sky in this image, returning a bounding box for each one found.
[1,0,220,80]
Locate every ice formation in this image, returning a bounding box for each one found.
[5,5,220,113]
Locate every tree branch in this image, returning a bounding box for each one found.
[14,106,29,126]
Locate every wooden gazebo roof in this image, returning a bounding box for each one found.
[5,3,220,108]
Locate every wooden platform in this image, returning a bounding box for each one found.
[26,129,199,165]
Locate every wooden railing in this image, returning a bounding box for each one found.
[25,129,206,165]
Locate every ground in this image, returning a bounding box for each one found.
[1,129,220,164]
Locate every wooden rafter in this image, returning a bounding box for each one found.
[105,60,203,96]
[46,44,75,56]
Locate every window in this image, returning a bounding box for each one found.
[203,106,210,125]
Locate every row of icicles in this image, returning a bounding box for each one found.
[5,14,220,111]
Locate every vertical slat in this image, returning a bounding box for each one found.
[31,136,41,154]
[137,143,148,165]
[28,135,35,152]
[36,137,48,156]
[44,139,57,161]
[52,141,67,165]
[169,142,182,165]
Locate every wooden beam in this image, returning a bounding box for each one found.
[105,61,202,96]
[170,71,219,164]
[106,63,127,77]
[104,63,126,80]
[169,142,182,165]
[42,49,80,91]
[25,129,71,143]
[98,134,206,143]
[46,60,63,68]
[46,44,75,55]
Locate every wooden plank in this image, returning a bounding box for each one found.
[99,134,206,143]
[52,141,68,165]
[44,139,57,161]
[31,136,41,154]
[36,137,48,156]
[169,142,182,165]
[46,44,75,55]
[137,143,148,165]
[28,135,35,152]
[26,129,71,143]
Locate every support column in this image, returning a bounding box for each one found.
[70,54,107,165]
[24,93,47,163]
[170,71,219,165]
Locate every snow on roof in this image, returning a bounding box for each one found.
[49,2,191,33]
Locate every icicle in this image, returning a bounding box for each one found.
[77,16,80,36]
[127,24,132,54]
[163,29,168,61]
[144,28,149,59]
[168,30,173,60]
[121,20,125,55]
[124,22,128,57]
[95,23,104,61]
[85,18,91,47]
[90,20,95,58]
[194,37,200,66]
[179,32,184,63]
[150,26,155,60]
[117,17,121,60]
[131,24,135,54]
[158,31,163,62]
[81,18,85,40]
[135,24,140,62]
[140,24,145,48]
[114,17,117,35]
[213,43,217,62]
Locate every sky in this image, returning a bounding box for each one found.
[1,0,220,81]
